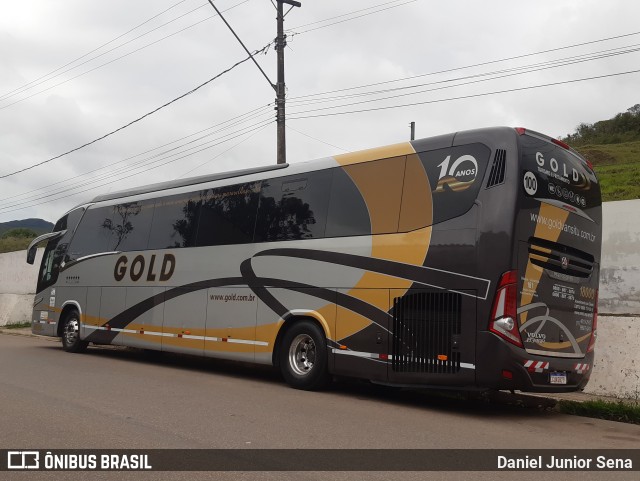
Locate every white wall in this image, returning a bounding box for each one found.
[0,248,43,326]
[0,294,36,326]
[586,316,640,399]
[599,200,640,315]
[582,199,640,398]
[0,248,43,295]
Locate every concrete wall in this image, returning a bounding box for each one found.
[0,248,43,326]
[583,199,640,399]
[0,294,36,326]
[599,200,640,315]
[0,248,43,295]
[0,201,638,397]
[586,316,640,399]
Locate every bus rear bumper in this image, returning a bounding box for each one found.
[476,331,594,392]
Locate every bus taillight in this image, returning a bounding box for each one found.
[489,270,523,348]
[587,290,598,353]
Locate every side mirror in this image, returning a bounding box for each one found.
[27,246,37,265]
[25,230,67,265]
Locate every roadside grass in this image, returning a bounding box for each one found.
[574,141,640,202]
[2,321,32,329]
[595,162,640,202]
[558,399,640,425]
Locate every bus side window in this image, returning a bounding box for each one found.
[196,182,260,247]
[66,207,111,260]
[37,207,84,292]
[101,201,154,252]
[255,170,332,242]
[326,166,371,237]
[148,194,202,249]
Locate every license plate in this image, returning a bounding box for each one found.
[549,372,567,385]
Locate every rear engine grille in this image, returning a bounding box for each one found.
[391,292,461,374]
[528,237,594,278]
[486,149,507,188]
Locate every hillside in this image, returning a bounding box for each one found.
[562,104,640,202]
[573,141,640,202]
[0,218,53,254]
[0,218,53,237]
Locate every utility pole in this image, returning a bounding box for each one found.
[276,0,301,164]
[409,121,415,141]
[207,0,300,165]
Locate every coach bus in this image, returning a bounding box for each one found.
[26,126,601,392]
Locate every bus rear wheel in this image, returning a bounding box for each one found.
[61,309,88,353]
[280,320,330,390]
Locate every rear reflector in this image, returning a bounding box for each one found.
[515,127,526,135]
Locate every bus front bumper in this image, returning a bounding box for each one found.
[31,319,57,337]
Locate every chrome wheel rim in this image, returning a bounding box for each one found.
[64,318,79,346]
[288,334,316,376]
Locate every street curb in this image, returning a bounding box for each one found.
[0,328,57,341]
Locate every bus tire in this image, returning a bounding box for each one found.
[61,309,88,353]
[279,320,330,391]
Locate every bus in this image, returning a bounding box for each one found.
[26,126,601,392]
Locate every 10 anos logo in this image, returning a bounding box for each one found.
[434,154,479,193]
[437,154,478,182]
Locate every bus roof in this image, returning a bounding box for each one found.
[90,163,289,203]
[87,126,519,206]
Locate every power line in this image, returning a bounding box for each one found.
[0,0,193,102]
[287,30,640,102]
[0,0,251,110]
[287,0,416,36]
[0,106,273,205]
[286,0,410,31]
[1,0,414,109]
[178,121,271,177]
[0,118,273,212]
[285,124,348,152]
[207,0,274,90]
[287,43,640,108]
[287,47,640,115]
[1,119,272,209]
[0,43,272,180]
[287,68,640,120]
[0,119,275,214]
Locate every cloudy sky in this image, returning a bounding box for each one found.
[1,0,639,223]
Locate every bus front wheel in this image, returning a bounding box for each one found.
[61,309,89,353]
[279,320,330,390]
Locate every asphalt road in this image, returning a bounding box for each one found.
[2,333,639,481]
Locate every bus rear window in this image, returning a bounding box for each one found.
[519,135,601,223]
